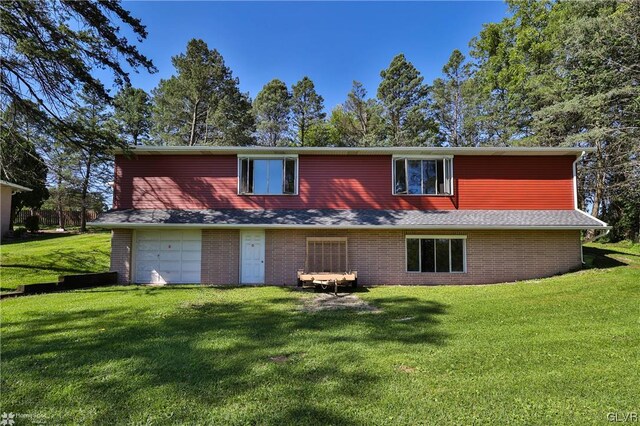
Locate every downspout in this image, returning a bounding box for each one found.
[573,151,585,265]
[572,151,585,211]
[573,151,610,265]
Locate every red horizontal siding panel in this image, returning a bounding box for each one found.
[455,156,575,210]
[113,154,575,210]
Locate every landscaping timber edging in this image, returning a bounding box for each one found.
[0,271,118,299]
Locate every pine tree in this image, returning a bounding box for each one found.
[291,77,326,146]
[377,54,437,146]
[1,0,155,153]
[331,81,385,146]
[432,50,477,147]
[69,89,116,232]
[113,87,152,145]
[151,39,254,146]
[253,79,291,146]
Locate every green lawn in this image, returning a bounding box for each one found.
[0,232,111,292]
[0,241,638,424]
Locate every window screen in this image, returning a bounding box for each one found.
[394,158,453,195]
[306,238,348,273]
[238,158,297,195]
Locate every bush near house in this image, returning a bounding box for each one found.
[24,215,39,233]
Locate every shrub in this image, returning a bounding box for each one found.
[12,227,27,238]
[24,215,39,233]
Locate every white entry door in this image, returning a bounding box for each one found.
[135,230,201,284]
[240,230,265,284]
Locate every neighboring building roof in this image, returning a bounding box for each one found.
[119,146,595,157]
[0,180,32,192]
[90,208,609,230]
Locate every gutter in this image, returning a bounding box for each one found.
[88,222,611,231]
[117,145,598,156]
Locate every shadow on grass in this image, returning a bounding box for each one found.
[1,244,109,277]
[583,246,631,269]
[1,288,448,423]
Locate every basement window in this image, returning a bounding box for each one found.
[406,236,466,273]
[393,157,453,195]
[306,237,348,273]
[238,157,297,195]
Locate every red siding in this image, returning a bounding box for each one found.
[113,154,575,210]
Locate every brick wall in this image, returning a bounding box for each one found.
[264,229,582,286]
[110,229,132,284]
[111,228,582,285]
[201,229,240,284]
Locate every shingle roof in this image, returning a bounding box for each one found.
[90,209,608,229]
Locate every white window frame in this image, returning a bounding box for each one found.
[392,155,454,196]
[237,155,299,196]
[405,235,467,274]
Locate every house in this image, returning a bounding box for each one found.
[0,180,32,241]
[91,146,609,286]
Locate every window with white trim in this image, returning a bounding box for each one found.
[238,157,297,195]
[406,236,466,273]
[393,157,453,195]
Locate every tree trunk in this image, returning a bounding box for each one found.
[56,174,65,230]
[299,114,306,147]
[9,204,17,232]
[391,112,401,145]
[586,143,605,240]
[80,151,94,233]
[203,108,210,145]
[189,100,200,146]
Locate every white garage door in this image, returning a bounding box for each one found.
[135,230,201,284]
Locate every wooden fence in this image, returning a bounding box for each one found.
[14,209,99,227]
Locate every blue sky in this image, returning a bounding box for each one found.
[117,1,508,110]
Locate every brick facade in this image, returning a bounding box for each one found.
[201,229,240,284]
[112,228,582,285]
[110,229,132,284]
[264,229,582,285]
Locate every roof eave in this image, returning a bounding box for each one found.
[88,222,610,230]
[0,180,32,192]
[115,146,597,157]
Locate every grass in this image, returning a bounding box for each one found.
[0,232,111,292]
[0,240,638,424]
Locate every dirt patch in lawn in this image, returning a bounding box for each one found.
[301,293,381,313]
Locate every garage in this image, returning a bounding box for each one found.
[134,230,201,284]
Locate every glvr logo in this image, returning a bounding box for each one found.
[607,412,639,422]
[0,412,15,426]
